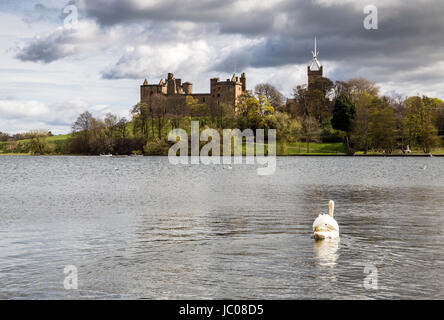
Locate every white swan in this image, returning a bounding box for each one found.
[312,200,339,240]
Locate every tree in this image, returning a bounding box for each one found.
[254,83,284,110]
[87,117,106,154]
[70,111,94,154]
[143,137,170,155]
[423,96,444,136]
[310,77,335,98]
[151,94,168,139]
[292,82,333,126]
[131,102,151,140]
[302,116,321,153]
[273,112,302,154]
[369,97,397,154]
[167,95,189,128]
[72,111,93,132]
[28,130,54,155]
[103,113,118,152]
[331,94,356,154]
[351,92,373,153]
[0,131,11,142]
[434,103,444,136]
[236,93,260,117]
[116,117,129,139]
[187,96,210,122]
[335,78,379,102]
[403,96,441,153]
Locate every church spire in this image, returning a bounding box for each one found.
[309,37,322,71]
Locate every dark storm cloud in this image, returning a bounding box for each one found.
[76,0,237,26]
[74,0,444,81]
[15,0,444,87]
[211,0,444,81]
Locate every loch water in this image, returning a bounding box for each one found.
[0,156,443,299]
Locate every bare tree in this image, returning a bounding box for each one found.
[336,78,379,102]
[167,95,189,128]
[254,83,285,110]
[302,116,321,153]
[151,93,168,139]
[72,111,93,132]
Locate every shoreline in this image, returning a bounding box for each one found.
[1,153,443,157]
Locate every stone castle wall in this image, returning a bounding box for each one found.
[140,72,247,113]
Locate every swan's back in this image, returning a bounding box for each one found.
[312,214,339,232]
[312,200,340,240]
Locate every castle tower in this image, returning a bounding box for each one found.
[140,79,149,103]
[167,73,176,95]
[240,73,246,92]
[183,82,193,95]
[307,37,323,88]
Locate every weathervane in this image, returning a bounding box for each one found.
[309,37,322,71]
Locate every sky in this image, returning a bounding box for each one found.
[1,0,444,134]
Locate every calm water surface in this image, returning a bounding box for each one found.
[0,156,443,299]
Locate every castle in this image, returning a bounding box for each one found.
[140,38,322,110]
[141,72,247,112]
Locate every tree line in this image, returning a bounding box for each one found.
[287,77,444,154]
[2,76,443,155]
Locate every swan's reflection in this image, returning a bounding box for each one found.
[314,238,340,283]
[314,238,340,268]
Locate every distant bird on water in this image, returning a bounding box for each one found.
[312,200,339,240]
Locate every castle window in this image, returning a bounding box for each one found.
[203,98,206,102]
[217,94,220,97]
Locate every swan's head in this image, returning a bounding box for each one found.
[328,200,335,217]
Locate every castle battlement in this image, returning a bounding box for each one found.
[141,72,247,111]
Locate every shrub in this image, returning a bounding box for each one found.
[321,128,345,143]
[143,138,170,155]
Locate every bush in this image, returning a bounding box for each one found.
[321,128,345,143]
[143,138,171,155]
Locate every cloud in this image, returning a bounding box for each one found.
[0,99,113,134]
[15,20,122,63]
[67,0,444,89]
[17,1,444,76]
[22,3,60,24]
[5,0,444,122]
[102,40,214,80]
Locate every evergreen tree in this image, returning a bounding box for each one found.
[331,94,356,154]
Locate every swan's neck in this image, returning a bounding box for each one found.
[329,200,335,217]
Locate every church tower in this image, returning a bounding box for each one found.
[307,37,323,88]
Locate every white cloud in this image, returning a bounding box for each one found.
[102,40,214,79]
[0,99,115,134]
[15,20,125,63]
[1,0,444,135]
